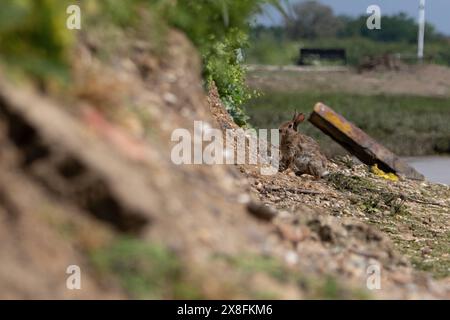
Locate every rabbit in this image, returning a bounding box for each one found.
[278,111,329,179]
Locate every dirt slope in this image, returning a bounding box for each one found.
[0,29,271,299]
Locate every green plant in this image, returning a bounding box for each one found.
[166,0,274,126]
[340,13,442,43]
[0,0,74,83]
[204,29,253,126]
[222,253,371,299]
[90,237,202,299]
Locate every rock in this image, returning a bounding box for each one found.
[246,201,278,221]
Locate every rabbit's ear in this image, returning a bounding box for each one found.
[294,113,305,127]
[292,110,298,121]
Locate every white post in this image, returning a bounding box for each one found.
[417,0,426,62]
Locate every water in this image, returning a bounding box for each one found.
[405,156,450,185]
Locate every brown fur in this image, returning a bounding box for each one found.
[279,112,328,178]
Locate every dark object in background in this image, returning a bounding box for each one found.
[357,53,401,73]
[298,48,347,66]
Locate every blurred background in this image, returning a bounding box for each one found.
[242,0,450,184]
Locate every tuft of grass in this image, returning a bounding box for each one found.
[90,237,203,299]
[221,254,372,299]
[398,217,450,278]
[327,173,376,194]
[327,172,408,216]
[218,254,288,283]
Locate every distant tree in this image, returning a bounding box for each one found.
[339,12,442,43]
[285,1,343,39]
[250,25,286,42]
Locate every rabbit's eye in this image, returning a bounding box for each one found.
[288,124,293,128]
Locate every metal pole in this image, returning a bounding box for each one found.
[418,0,426,62]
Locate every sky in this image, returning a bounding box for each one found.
[258,0,450,36]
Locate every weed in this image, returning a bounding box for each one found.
[327,173,376,194]
[90,237,202,299]
[220,254,372,299]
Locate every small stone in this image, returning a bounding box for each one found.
[285,250,299,266]
[163,92,178,105]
